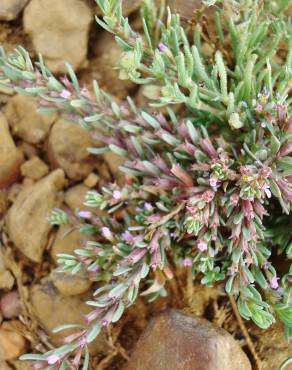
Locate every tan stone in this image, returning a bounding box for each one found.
[0,251,14,290]
[0,113,23,189]
[30,281,107,354]
[0,322,27,361]
[50,269,92,296]
[84,173,99,188]
[6,170,66,262]
[0,0,28,21]
[20,156,49,181]
[24,0,92,74]
[64,184,90,211]
[5,95,56,144]
[48,119,95,180]
[50,224,92,263]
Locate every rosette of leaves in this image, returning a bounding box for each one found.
[0,0,291,368]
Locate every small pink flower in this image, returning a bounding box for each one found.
[182,258,192,267]
[101,226,112,239]
[197,240,208,252]
[47,355,60,365]
[122,230,134,243]
[202,190,215,203]
[270,276,279,290]
[261,122,266,128]
[158,43,168,52]
[209,177,218,187]
[144,202,153,211]
[78,210,92,218]
[112,190,122,200]
[60,89,71,99]
[262,183,271,198]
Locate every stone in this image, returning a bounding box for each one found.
[0,361,12,370]
[30,281,107,354]
[50,269,91,296]
[8,360,32,370]
[20,156,49,181]
[95,0,142,16]
[0,113,23,189]
[124,309,251,370]
[5,95,56,144]
[103,152,125,184]
[0,292,22,319]
[0,0,28,21]
[0,252,14,291]
[50,224,92,263]
[24,0,92,74]
[84,173,99,188]
[81,32,135,99]
[168,0,201,18]
[0,321,27,361]
[64,184,90,211]
[0,190,8,216]
[48,119,95,180]
[6,170,66,262]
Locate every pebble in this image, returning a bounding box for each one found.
[30,281,107,354]
[48,119,95,180]
[5,95,56,144]
[50,269,92,296]
[6,170,66,262]
[0,113,23,189]
[0,321,27,361]
[20,156,49,181]
[84,173,99,188]
[0,292,22,319]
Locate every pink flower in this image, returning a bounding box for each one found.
[182,258,192,267]
[202,190,215,203]
[78,210,92,218]
[158,43,168,52]
[197,240,208,252]
[112,190,122,200]
[60,89,71,99]
[47,355,60,365]
[261,122,266,128]
[270,276,279,290]
[127,248,147,264]
[144,202,153,211]
[101,226,112,239]
[209,177,218,187]
[262,183,271,198]
[122,230,134,243]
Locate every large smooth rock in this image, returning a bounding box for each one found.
[0,0,28,21]
[0,113,23,189]
[48,119,95,180]
[6,170,66,262]
[5,95,56,144]
[24,0,92,74]
[124,309,251,370]
[30,281,107,354]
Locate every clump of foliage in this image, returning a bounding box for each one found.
[0,0,292,368]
